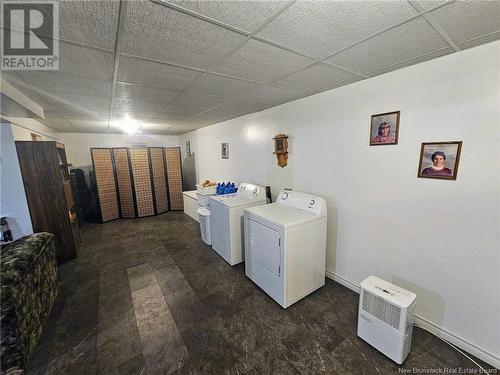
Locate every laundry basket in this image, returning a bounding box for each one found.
[197,207,211,245]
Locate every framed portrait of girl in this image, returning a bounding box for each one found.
[370,111,400,146]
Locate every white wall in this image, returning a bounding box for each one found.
[0,123,34,240]
[180,42,500,367]
[59,133,179,167]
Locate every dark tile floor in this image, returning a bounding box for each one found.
[27,212,489,374]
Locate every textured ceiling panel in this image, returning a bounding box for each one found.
[122,1,247,69]
[240,85,301,105]
[414,0,453,11]
[8,1,498,136]
[327,18,449,74]
[40,112,74,131]
[429,1,500,44]
[7,71,112,97]
[140,122,177,131]
[63,119,110,133]
[58,42,114,81]
[367,47,454,77]
[274,63,359,92]
[171,93,228,109]
[111,111,188,123]
[59,1,119,50]
[193,100,268,123]
[49,93,110,118]
[257,1,418,59]
[118,56,202,91]
[186,74,261,97]
[114,84,179,104]
[167,0,289,32]
[113,99,172,113]
[112,99,205,116]
[212,39,313,82]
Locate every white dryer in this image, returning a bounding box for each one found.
[209,183,267,265]
[244,190,327,308]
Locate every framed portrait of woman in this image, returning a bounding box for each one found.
[369,111,400,146]
[417,141,462,180]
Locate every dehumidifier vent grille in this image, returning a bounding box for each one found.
[362,290,401,329]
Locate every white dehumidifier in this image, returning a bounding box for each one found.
[357,276,416,364]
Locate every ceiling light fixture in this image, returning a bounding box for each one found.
[121,114,141,134]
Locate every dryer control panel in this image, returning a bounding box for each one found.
[276,190,326,216]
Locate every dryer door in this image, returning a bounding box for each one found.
[248,219,280,276]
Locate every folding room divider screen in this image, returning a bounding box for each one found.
[112,148,136,218]
[149,147,169,214]
[165,147,183,210]
[90,148,120,222]
[90,147,183,222]
[129,147,155,218]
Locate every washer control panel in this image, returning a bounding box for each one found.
[236,183,266,200]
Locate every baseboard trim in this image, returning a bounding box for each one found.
[325,269,499,369]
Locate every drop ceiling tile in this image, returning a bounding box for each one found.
[212,39,313,82]
[58,42,114,81]
[240,85,301,105]
[186,73,261,97]
[414,0,453,11]
[141,122,177,131]
[112,111,189,123]
[429,0,500,44]
[257,1,418,59]
[49,93,110,118]
[274,63,359,92]
[326,18,450,74]
[193,100,268,123]
[59,1,119,50]
[112,99,204,116]
[169,123,206,134]
[63,119,110,133]
[167,0,289,32]
[9,71,112,97]
[366,47,454,77]
[122,1,247,69]
[40,112,74,131]
[112,99,170,113]
[114,84,179,104]
[117,56,203,91]
[171,93,228,110]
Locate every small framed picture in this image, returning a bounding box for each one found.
[221,142,229,159]
[370,111,400,146]
[417,141,462,180]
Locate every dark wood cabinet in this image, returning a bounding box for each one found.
[16,141,79,263]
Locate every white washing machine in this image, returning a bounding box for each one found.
[244,190,327,308]
[209,183,267,265]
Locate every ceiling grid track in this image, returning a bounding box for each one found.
[408,0,460,52]
[149,0,298,129]
[102,0,464,132]
[4,0,499,134]
[168,0,298,100]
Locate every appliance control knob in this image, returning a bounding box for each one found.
[282,192,288,200]
[309,199,315,206]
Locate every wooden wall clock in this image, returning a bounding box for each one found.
[273,134,288,168]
